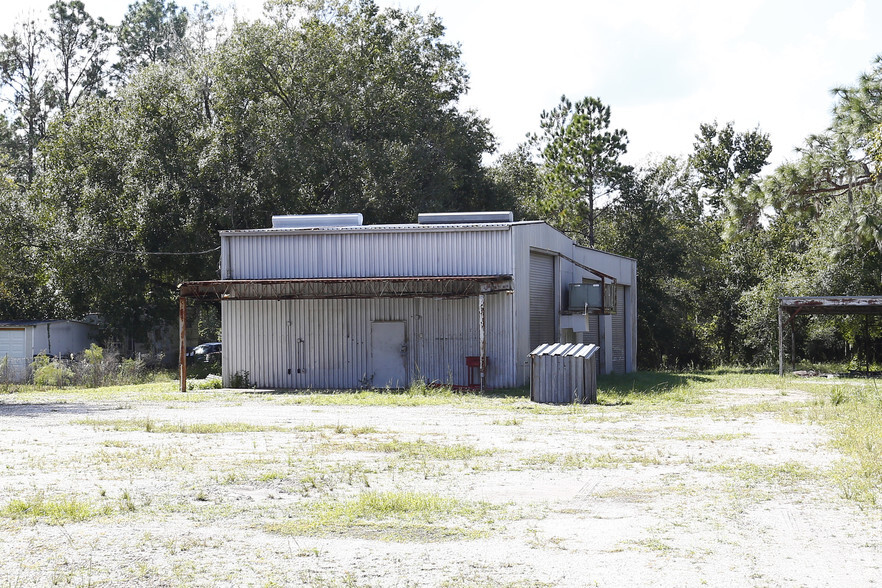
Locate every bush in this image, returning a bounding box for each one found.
[33,355,74,388]
[118,358,146,384]
[230,370,252,389]
[23,346,172,389]
[0,356,18,393]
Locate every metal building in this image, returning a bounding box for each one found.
[178,212,637,390]
[0,320,97,382]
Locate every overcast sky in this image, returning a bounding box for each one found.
[3,0,881,169]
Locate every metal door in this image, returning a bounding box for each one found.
[371,321,407,388]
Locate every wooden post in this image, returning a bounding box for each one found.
[791,317,796,369]
[179,296,187,393]
[778,305,784,377]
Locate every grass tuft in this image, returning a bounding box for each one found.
[1,493,113,524]
[266,491,501,542]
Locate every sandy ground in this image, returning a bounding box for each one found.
[0,385,880,587]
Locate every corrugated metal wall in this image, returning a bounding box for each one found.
[222,293,516,389]
[223,228,513,279]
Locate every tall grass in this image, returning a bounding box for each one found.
[808,382,882,505]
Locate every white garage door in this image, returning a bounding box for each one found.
[0,329,26,359]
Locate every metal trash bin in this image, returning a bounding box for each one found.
[529,343,598,404]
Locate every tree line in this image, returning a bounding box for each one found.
[1,0,880,369]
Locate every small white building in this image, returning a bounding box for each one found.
[180,212,637,390]
[0,320,97,381]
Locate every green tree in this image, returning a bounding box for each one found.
[690,121,771,235]
[47,0,113,112]
[0,183,62,319]
[36,0,498,339]
[528,95,629,247]
[0,18,53,186]
[488,145,540,220]
[211,0,494,224]
[595,160,697,366]
[37,62,217,337]
[116,0,189,78]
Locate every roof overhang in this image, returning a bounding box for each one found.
[779,296,882,316]
[179,276,513,301]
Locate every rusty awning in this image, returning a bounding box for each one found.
[779,296,882,316]
[179,275,513,301]
[778,296,882,376]
[175,275,512,392]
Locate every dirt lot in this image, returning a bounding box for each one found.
[0,379,880,587]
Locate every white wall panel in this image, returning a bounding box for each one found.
[222,227,513,280]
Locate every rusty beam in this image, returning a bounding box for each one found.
[178,275,513,302]
[779,296,882,315]
[179,296,187,393]
[479,293,486,392]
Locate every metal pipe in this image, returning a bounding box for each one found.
[479,293,486,392]
[179,297,187,393]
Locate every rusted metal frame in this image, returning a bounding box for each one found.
[179,296,187,393]
[556,252,618,313]
[778,305,784,377]
[781,306,804,329]
[478,293,486,392]
[778,296,882,376]
[179,276,514,302]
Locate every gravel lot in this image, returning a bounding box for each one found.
[0,382,880,587]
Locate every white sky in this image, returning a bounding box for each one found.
[2,0,881,169]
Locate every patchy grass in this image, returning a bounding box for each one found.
[75,417,287,434]
[266,491,503,542]
[802,381,882,505]
[1,493,113,524]
[312,438,494,462]
[520,452,624,470]
[700,460,823,488]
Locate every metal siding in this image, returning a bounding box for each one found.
[529,252,555,350]
[225,229,512,279]
[222,293,516,390]
[612,285,626,374]
[530,343,598,404]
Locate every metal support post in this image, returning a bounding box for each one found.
[179,296,187,393]
[479,294,486,392]
[778,305,784,377]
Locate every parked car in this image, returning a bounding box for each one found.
[187,342,221,362]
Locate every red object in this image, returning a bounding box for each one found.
[465,356,487,388]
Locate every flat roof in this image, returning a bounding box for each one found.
[219,220,545,237]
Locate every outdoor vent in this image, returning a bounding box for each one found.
[271,213,364,229]
[417,211,514,224]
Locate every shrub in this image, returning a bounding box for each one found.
[33,357,74,388]
[230,370,252,389]
[118,358,146,384]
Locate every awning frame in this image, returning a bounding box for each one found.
[778,296,882,376]
[177,275,514,392]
